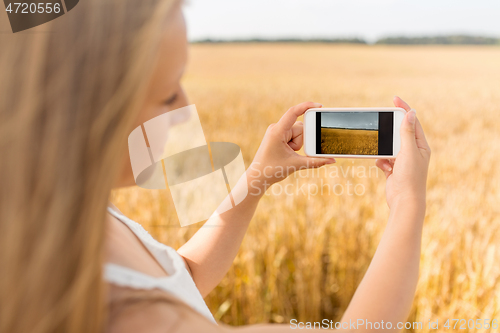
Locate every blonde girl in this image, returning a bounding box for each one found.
[0,0,430,332]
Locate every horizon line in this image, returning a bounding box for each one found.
[321,127,378,131]
[190,34,500,46]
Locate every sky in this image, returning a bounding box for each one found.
[183,0,500,43]
[321,112,378,130]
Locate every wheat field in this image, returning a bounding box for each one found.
[110,44,500,332]
[321,128,378,155]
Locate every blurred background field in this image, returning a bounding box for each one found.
[111,44,500,332]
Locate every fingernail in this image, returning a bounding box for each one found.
[408,109,416,124]
[314,103,323,107]
[387,166,392,171]
[328,158,336,163]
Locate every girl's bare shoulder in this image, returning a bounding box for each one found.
[105,286,221,333]
[105,286,351,333]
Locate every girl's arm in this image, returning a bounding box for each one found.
[340,97,431,331]
[177,102,336,297]
[111,97,430,333]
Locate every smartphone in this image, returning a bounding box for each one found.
[304,108,406,158]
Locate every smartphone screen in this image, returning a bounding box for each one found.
[315,112,394,155]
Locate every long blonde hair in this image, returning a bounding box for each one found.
[0,1,180,332]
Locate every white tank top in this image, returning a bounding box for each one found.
[104,206,216,324]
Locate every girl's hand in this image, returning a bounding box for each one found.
[249,102,335,192]
[376,97,431,209]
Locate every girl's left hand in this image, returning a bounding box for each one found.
[249,102,336,191]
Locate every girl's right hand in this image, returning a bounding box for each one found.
[376,96,431,209]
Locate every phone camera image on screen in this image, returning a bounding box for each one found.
[316,112,394,155]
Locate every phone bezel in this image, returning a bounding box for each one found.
[304,107,406,159]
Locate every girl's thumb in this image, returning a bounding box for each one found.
[296,156,336,169]
[400,109,417,150]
